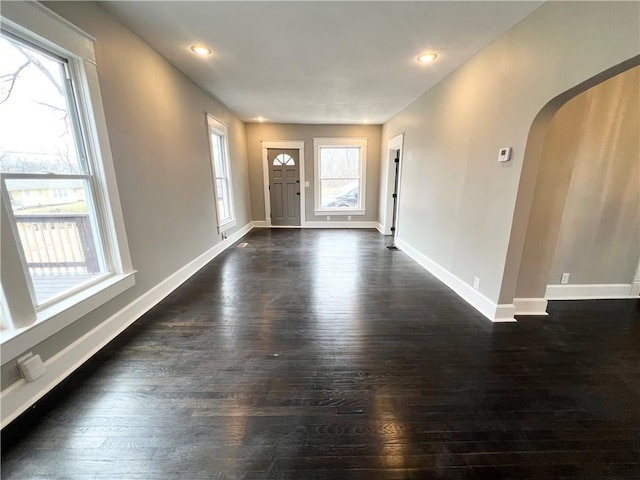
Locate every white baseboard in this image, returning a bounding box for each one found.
[376,223,385,234]
[513,298,549,315]
[0,221,254,429]
[394,237,516,322]
[545,283,637,300]
[493,303,517,322]
[630,281,640,297]
[253,221,378,229]
[303,221,378,229]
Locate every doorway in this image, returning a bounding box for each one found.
[267,148,300,226]
[390,148,400,240]
[381,134,404,236]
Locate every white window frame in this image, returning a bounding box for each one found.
[313,137,367,216]
[206,114,236,233]
[0,2,134,362]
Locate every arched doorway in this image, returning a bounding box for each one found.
[500,59,640,315]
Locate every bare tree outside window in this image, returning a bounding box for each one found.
[1,33,105,306]
[0,35,81,175]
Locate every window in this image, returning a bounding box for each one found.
[0,2,133,347]
[273,154,295,166]
[207,115,235,232]
[313,138,367,215]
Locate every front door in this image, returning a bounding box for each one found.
[268,149,300,226]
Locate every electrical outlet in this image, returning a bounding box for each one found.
[17,352,46,382]
[473,276,480,290]
[561,272,570,284]
[348,215,351,221]
[327,216,330,221]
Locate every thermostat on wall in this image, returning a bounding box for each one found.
[498,147,512,162]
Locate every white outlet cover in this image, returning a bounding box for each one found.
[473,277,480,289]
[18,353,46,382]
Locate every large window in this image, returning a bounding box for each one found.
[207,115,235,232]
[0,2,133,348]
[313,138,367,215]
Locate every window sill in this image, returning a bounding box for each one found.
[217,218,236,234]
[314,210,366,216]
[0,271,136,364]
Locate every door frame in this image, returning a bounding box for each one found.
[381,134,404,236]
[261,141,305,227]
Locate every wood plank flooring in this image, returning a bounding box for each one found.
[2,229,639,479]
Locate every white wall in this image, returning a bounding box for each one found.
[516,67,639,300]
[245,123,381,224]
[1,1,251,393]
[381,1,639,319]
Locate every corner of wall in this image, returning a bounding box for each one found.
[395,237,516,323]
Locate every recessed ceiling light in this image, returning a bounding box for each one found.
[417,52,438,63]
[256,116,266,122]
[190,45,212,56]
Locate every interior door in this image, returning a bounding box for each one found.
[268,149,300,226]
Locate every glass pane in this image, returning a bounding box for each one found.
[4,177,106,305]
[274,153,295,166]
[321,179,359,208]
[319,148,359,179]
[0,287,10,330]
[216,178,231,222]
[0,34,84,174]
[211,132,225,177]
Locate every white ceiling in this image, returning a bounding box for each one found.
[101,1,544,125]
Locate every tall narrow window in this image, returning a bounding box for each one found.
[207,115,235,232]
[313,138,367,215]
[1,1,133,344]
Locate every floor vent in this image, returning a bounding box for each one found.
[238,243,248,248]
[387,245,399,250]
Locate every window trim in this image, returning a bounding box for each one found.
[313,137,367,216]
[206,114,236,233]
[0,1,135,358]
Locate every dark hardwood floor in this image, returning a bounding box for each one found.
[2,229,639,479]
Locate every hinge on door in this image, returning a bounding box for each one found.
[268,185,270,190]
[394,158,400,163]
[392,193,397,199]
[391,227,396,232]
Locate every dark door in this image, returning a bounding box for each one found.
[268,149,300,226]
